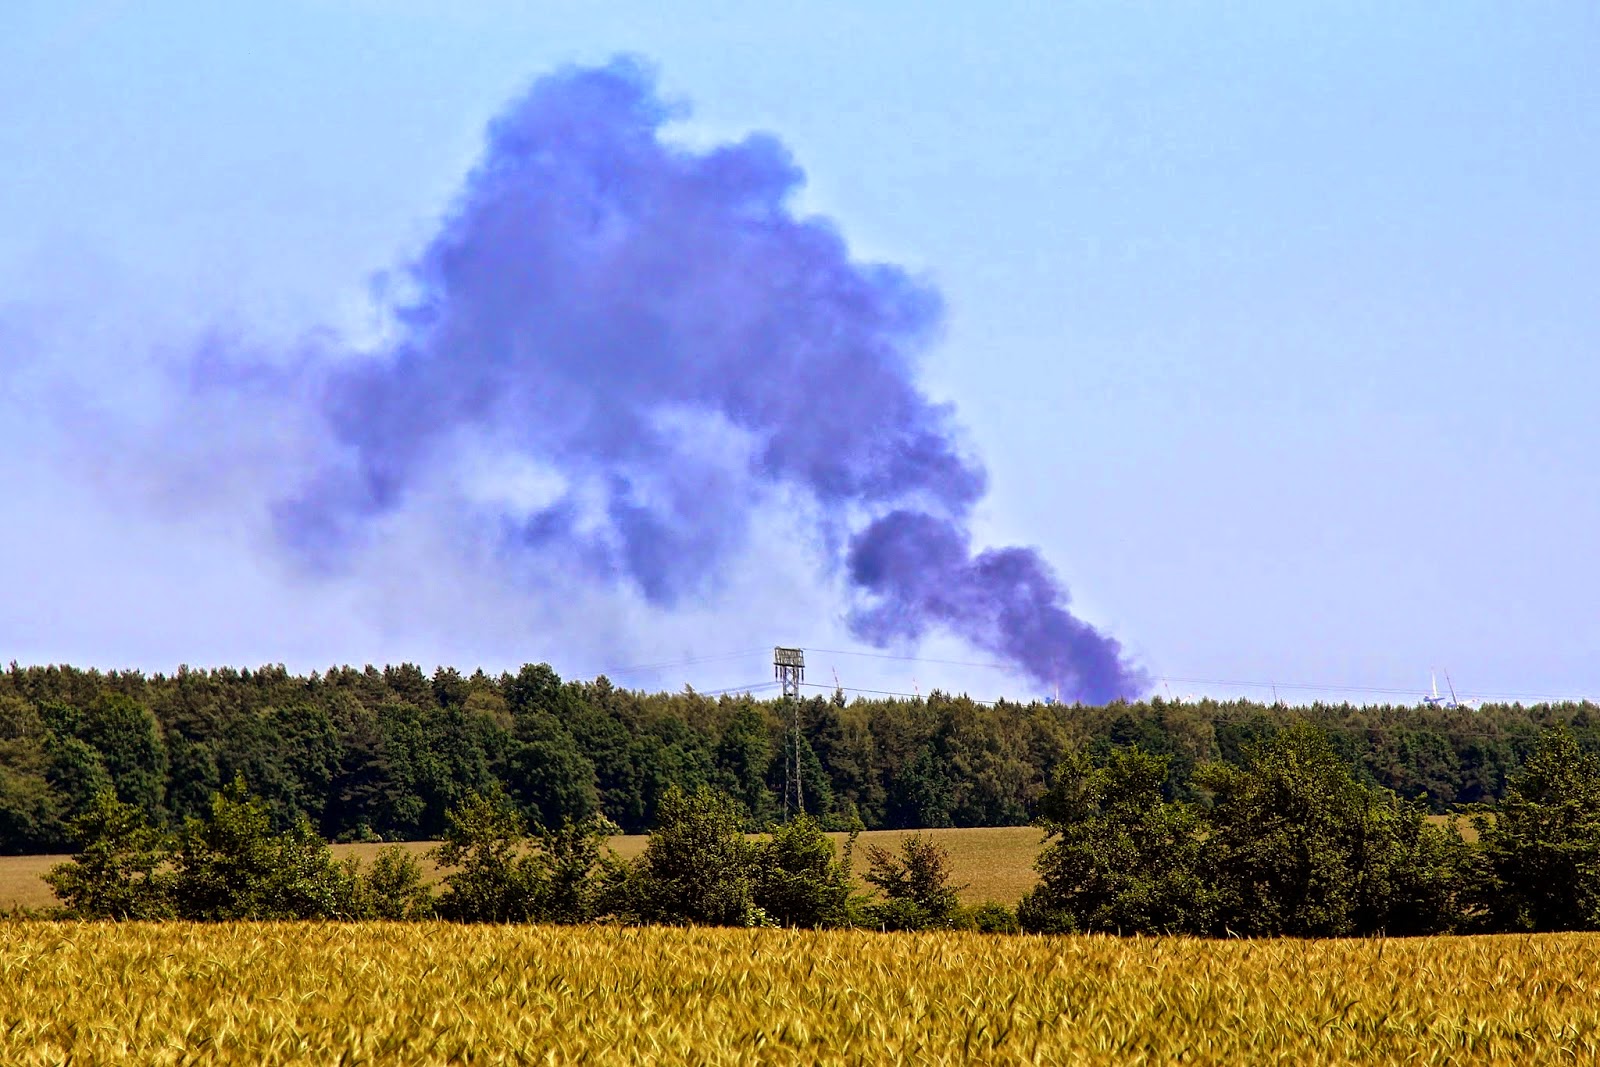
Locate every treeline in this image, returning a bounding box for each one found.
[46,722,1600,937]
[1021,722,1600,936]
[2,660,1597,852]
[47,781,1008,932]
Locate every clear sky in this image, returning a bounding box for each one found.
[2,2,1597,705]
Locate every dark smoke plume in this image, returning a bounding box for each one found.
[270,57,1143,700]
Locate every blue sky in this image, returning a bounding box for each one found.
[2,2,1597,704]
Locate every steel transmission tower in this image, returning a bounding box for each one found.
[773,647,805,819]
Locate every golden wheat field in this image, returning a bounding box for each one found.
[1,922,1597,1065]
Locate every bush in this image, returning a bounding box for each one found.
[962,901,1020,934]
[431,792,548,923]
[352,846,434,920]
[173,776,355,920]
[45,789,173,919]
[541,815,619,924]
[752,816,857,928]
[634,786,757,926]
[863,833,964,930]
[1016,890,1078,935]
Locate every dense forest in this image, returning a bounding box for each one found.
[45,724,1600,937]
[1,660,1595,853]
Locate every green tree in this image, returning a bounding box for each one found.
[44,790,174,919]
[431,791,549,923]
[540,815,618,924]
[505,663,578,722]
[0,766,62,854]
[863,833,964,930]
[636,785,757,926]
[77,694,167,816]
[43,733,113,822]
[173,776,354,920]
[0,696,63,852]
[714,704,776,825]
[1471,725,1600,931]
[502,713,599,831]
[752,816,857,928]
[1358,797,1471,935]
[1019,747,1210,934]
[1197,721,1434,937]
[350,846,435,920]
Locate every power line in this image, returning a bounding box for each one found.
[572,643,1591,709]
[584,647,770,678]
[697,680,783,698]
[799,681,1003,707]
[803,646,1012,671]
[807,645,1593,706]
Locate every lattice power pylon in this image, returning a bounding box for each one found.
[774,647,806,819]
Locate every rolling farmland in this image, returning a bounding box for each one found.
[1,922,1596,1064]
[0,826,1046,913]
[0,821,1473,914]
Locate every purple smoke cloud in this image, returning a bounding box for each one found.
[267,56,1143,700]
[847,511,1137,704]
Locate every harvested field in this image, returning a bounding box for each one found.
[0,922,1596,1064]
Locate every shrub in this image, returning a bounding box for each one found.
[352,846,434,920]
[962,901,1020,934]
[174,776,355,920]
[634,786,757,926]
[431,791,548,923]
[45,789,174,919]
[863,833,963,930]
[541,815,619,923]
[752,816,857,928]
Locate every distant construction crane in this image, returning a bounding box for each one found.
[1424,669,1465,709]
[774,647,806,819]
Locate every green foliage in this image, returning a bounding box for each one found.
[752,816,857,928]
[9,658,1600,942]
[1022,729,1473,938]
[5,660,1600,845]
[714,704,776,825]
[174,776,355,920]
[78,694,167,816]
[0,697,62,852]
[1199,722,1397,936]
[1022,747,1211,934]
[350,846,435,920]
[214,702,339,829]
[539,815,618,924]
[635,785,757,926]
[1470,725,1600,931]
[44,790,174,919]
[42,733,113,822]
[502,713,599,831]
[960,901,1020,934]
[0,765,62,854]
[863,833,964,930]
[431,791,549,923]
